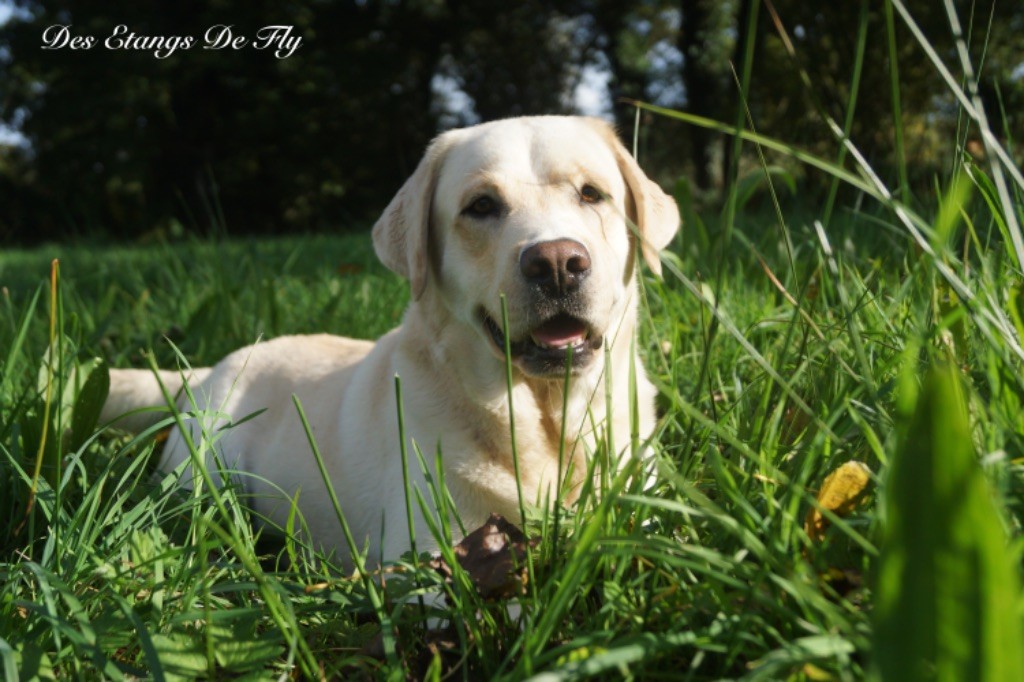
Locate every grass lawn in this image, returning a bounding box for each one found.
[2,176,1022,679]
[3,10,1024,678]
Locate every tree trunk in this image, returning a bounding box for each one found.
[722,0,755,187]
[679,0,719,190]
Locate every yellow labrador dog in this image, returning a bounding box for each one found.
[101,116,679,565]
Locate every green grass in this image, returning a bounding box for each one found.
[2,190,1021,679]
[3,3,1024,679]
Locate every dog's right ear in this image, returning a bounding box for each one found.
[372,134,454,300]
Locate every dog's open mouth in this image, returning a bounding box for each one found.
[481,309,603,376]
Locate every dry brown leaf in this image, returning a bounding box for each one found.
[337,263,365,276]
[805,460,872,542]
[430,513,535,600]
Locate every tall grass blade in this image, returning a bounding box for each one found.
[393,375,418,560]
[890,0,1024,269]
[291,393,402,677]
[499,294,537,609]
[0,287,41,398]
[393,374,427,618]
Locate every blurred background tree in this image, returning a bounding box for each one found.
[0,0,1021,245]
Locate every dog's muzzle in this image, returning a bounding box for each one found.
[480,239,603,377]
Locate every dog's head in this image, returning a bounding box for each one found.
[372,116,679,379]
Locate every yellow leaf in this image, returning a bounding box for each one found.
[802,662,834,681]
[805,461,871,542]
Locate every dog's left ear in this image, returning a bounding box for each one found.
[588,119,680,277]
[372,133,456,300]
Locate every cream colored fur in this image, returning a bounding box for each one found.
[100,116,680,566]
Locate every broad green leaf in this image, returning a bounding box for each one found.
[69,357,109,453]
[1008,285,1024,350]
[150,632,207,681]
[0,637,19,682]
[874,364,1024,681]
[933,171,973,251]
[7,641,56,681]
[211,619,283,672]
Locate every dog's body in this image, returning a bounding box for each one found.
[101,116,679,565]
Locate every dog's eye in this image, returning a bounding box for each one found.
[580,184,604,204]
[463,195,500,219]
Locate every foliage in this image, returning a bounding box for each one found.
[2,1,1024,679]
[0,1,450,241]
[3,1,1022,242]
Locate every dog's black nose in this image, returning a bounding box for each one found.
[520,239,592,295]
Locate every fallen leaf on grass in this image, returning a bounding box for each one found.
[805,461,872,542]
[360,514,534,667]
[337,263,364,276]
[821,567,866,604]
[430,513,535,600]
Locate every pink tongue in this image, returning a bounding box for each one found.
[531,317,588,347]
